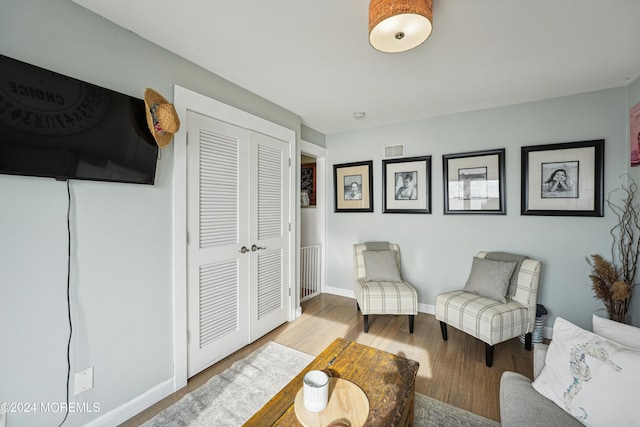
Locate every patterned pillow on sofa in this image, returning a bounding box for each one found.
[532,317,640,427]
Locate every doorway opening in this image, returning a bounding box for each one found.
[298,142,326,303]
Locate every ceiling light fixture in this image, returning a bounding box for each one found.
[369,0,433,53]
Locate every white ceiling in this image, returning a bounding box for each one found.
[72,0,640,135]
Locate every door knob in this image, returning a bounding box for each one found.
[251,244,266,251]
[239,246,249,254]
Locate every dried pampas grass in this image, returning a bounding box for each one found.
[587,254,632,323]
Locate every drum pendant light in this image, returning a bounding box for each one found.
[369,0,433,53]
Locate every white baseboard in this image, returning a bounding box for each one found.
[325,285,354,298]
[83,378,174,427]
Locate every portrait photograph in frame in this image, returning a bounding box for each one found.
[382,156,431,214]
[301,163,316,206]
[442,148,506,214]
[631,102,640,167]
[521,139,604,217]
[333,160,373,212]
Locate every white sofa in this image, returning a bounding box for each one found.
[500,315,640,427]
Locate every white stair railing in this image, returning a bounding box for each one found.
[300,244,322,301]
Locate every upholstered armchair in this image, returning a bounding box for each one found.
[435,251,542,367]
[353,242,418,333]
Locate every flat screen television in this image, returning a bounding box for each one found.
[0,54,158,185]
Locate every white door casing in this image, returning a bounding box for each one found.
[173,84,296,390]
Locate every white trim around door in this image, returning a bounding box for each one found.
[172,84,297,390]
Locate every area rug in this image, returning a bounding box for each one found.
[142,341,499,427]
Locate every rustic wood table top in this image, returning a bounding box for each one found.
[243,337,420,426]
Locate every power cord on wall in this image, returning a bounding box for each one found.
[58,180,73,427]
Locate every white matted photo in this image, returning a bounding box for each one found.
[382,156,431,214]
[333,160,373,212]
[443,149,505,214]
[522,140,604,216]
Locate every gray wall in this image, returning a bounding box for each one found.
[0,0,303,426]
[326,86,639,331]
[1,0,638,425]
[301,124,326,148]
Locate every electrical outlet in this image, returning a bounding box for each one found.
[74,366,94,396]
[0,410,7,427]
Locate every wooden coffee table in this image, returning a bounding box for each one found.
[243,338,420,426]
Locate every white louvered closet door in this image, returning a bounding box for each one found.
[186,111,251,378]
[186,112,290,378]
[248,131,289,341]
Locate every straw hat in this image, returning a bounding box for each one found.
[144,88,180,148]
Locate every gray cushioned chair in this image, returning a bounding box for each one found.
[435,251,542,367]
[353,242,418,333]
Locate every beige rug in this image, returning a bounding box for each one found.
[142,341,499,426]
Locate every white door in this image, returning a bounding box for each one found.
[186,111,250,377]
[186,112,290,377]
[249,131,290,341]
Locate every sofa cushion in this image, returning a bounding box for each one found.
[500,372,583,427]
[435,290,529,346]
[355,279,417,315]
[362,250,402,282]
[592,314,640,350]
[463,257,517,303]
[532,317,640,427]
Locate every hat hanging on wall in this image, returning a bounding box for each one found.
[144,88,180,148]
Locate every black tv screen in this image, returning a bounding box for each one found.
[0,54,158,185]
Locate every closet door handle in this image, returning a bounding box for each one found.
[239,246,249,254]
[251,244,266,252]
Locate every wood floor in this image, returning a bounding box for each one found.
[121,293,534,426]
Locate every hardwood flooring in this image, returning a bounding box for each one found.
[121,293,534,425]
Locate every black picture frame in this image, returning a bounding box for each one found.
[382,156,431,214]
[521,139,604,217]
[301,163,316,206]
[443,148,506,214]
[333,160,374,212]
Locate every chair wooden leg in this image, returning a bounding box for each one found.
[439,321,448,341]
[408,315,415,334]
[485,343,495,367]
[524,332,532,351]
[363,315,369,333]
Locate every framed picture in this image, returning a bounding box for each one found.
[301,163,316,206]
[443,148,506,214]
[333,160,373,212]
[382,156,431,214]
[631,102,640,167]
[521,139,604,216]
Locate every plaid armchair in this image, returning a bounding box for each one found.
[435,251,542,367]
[353,243,418,333]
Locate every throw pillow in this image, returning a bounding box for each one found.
[532,317,640,427]
[362,250,402,282]
[484,251,527,298]
[592,314,640,350]
[462,257,517,303]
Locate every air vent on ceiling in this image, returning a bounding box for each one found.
[383,144,404,159]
